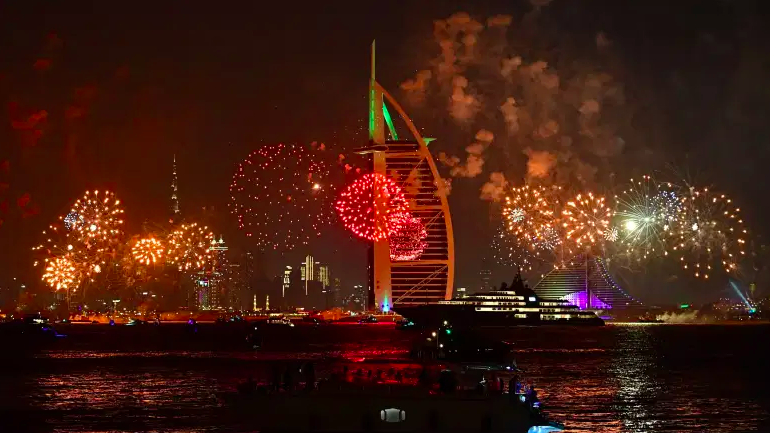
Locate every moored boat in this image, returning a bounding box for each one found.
[395,271,603,328]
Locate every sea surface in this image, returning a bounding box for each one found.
[1,322,768,432]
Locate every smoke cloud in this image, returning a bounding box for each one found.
[655,311,712,324]
[524,148,557,179]
[480,172,508,201]
[448,129,494,178]
[402,10,632,190]
[450,75,480,122]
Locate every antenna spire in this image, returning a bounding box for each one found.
[171,154,180,220]
[369,40,376,141]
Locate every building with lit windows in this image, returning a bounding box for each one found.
[193,236,230,310]
[356,43,454,312]
[282,266,292,299]
[533,255,643,310]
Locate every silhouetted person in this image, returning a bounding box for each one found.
[395,370,403,383]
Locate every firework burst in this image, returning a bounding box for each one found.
[669,186,747,279]
[501,185,561,252]
[491,225,539,270]
[229,143,333,251]
[34,190,126,293]
[42,256,79,291]
[63,211,84,231]
[132,236,165,265]
[389,213,428,261]
[335,173,409,242]
[612,176,679,264]
[562,191,612,253]
[166,223,214,271]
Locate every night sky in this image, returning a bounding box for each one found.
[1,0,769,306]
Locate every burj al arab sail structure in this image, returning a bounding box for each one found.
[354,42,455,312]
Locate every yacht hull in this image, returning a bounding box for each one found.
[395,304,604,328]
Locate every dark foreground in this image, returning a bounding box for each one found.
[0,322,768,432]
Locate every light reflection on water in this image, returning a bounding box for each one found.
[1,323,768,432]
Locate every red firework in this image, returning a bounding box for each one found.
[389,213,428,261]
[335,173,409,241]
[229,143,332,251]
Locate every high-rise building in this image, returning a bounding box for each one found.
[318,265,330,288]
[301,255,315,283]
[241,251,256,310]
[194,236,229,310]
[227,262,243,310]
[331,277,342,308]
[282,266,292,299]
[299,255,332,301]
[170,154,181,222]
[355,44,454,310]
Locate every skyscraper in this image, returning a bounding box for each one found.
[282,266,292,299]
[194,236,229,310]
[301,255,315,294]
[317,265,330,289]
[227,262,243,310]
[171,154,181,222]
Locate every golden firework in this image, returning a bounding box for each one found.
[166,223,214,271]
[132,236,165,265]
[42,256,79,291]
[561,191,612,252]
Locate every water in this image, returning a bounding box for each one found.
[1,323,767,432]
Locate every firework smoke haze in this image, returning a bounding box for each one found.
[524,148,557,179]
[480,172,509,201]
[403,9,631,189]
[448,129,494,178]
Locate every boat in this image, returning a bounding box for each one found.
[0,316,66,346]
[264,316,295,327]
[395,271,604,328]
[222,366,563,433]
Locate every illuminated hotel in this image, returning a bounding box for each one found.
[533,255,643,310]
[355,42,454,311]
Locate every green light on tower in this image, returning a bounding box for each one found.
[382,102,398,140]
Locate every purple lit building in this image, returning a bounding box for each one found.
[533,255,643,310]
